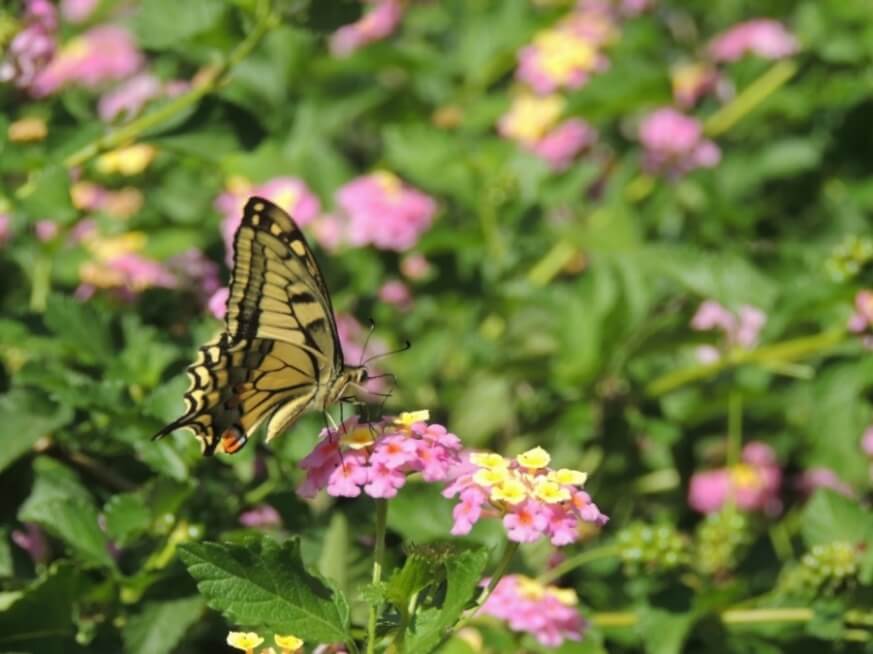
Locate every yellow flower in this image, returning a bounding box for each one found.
[342,426,376,450]
[473,467,508,487]
[97,144,157,176]
[490,478,528,505]
[84,231,147,261]
[395,409,430,427]
[534,29,596,82]
[517,446,551,470]
[226,631,263,651]
[516,575,546,600]
[532,479,570,504]
[549,468,588,486]
[227,175,252,194]
[373,170,402,197]
[469,452,508,470]
[500,93,565,144]
[547,586,578,606]
[274,634,304,652]
[729,463,760,489]
[8,117,47,142]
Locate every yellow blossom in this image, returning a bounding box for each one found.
[547,586,578,606]
[549,468,588,486]
[395,409,430,427]
[517,575,546,600]
[342,426,376,450]
[490,478,528,505]
[517,446,551,470]
[469,451,508,470]
[729,463,761,489]
[97,144,157,176]
[473,467,509,487]
[84,231,147,260]
[8,117,47,142]
[500,93,565,145]
[373,170,402,197]
[532,479,570,504]
[273,187,300,213]
[534,29,596,82]
[103,188,144,218]
[226,631,263,651]
[274,634,304,652]
[227,175,252,194]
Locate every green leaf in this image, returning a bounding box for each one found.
[637,608,696,654]
[44,294,113,364]
[133,0,228,49]
[0,529,12,577]
[0,562,81,653]
[0,388,72,473]
[103,493,153,546]
[405,546,489,653]
[317,512,350,595]
[801,489,873,547]
[16,165,75,224]
[179,537,351,643]
[122,596,204,654]
[18,458,115,568]
[450,373,514,446]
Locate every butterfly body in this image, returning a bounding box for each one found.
[154,196,367,455]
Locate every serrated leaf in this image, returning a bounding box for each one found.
[801,489,873,547]
[405,546,489,653]
[122,596,204,654]
[179,537,351,643]
[0,388,73,473]
[18,458,114,568]
[0,562,80,653]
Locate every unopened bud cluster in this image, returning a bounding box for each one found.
[780,542,859,596]
[693,509,751,576]
[617,523,688,574]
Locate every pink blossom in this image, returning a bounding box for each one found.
[691,300,766,362]
[364,462,407,498]
[709,19,798,63]
[337,172,437,251]
[68,219,97,245]
[639,107,720,176]
[239,504,282,528]
[848,290,873,333]
[328,453,370,497]
[216,177,321,265]
[310,214,345,252]
[571,490,608,525]
[796,468,855,499]
[98,73,162,122]
[32,25,143,96]
[672,62,719,108]
[61,0,99,23]
[504,501,550,543]
[688,441,782,514]
[378,279,412,310]
[480,575,586,647]
[0,0,57,92]
[34,220,59,242]
[530,119,598,171]
[400,253,431,280]
[0,214,11,246]
[545,505,579,546]
[451,488,487,535]
[12,523,51,564]
[208,287,229,320]
[107,254,177,290]
[329,0,404,56]
[370,435,419,468]
[863,426,873,457]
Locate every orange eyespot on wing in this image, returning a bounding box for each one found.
[220,426,248,454]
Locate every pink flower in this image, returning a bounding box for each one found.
[310,214,345,252]
[530,119,598,171]
[364,462,407,498]
[481,575,586,647]
[208,287,229,320]
[0,214,11,246]
[796,468,855,499]
[370,435,419,468]
[400,253,431,280]
[98,73,162,122]
[337,172,437,251]
[328,453,370,497]
[451,488,486,536]
[35,220,58,242]
[504,501,550,543]
[709,19,798,63]
[691,300,766,361]
[61,0,99,23]
[672,62,719,108]
[688,441,782,514]
[32,25,143,96]
[12,522,51,564]
[239,504,282,528]
[167,248,221,303]
[863,426,873,457]
[0,0,57,92]
[378,279,412,310]
[639,107,720,176]
[329,0,404,56]
[79,252,178,300]
[848,290,873,333]
[216,176,321,265]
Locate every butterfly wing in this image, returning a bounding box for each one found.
[225,196,343,371]
[153,335,319,454]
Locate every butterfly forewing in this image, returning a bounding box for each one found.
[154,196,354,455]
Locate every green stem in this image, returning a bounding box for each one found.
[537,544,619,585]
[592,607,815,629]
[646,328,847,396]
[705,60,798,137]
[365,499,388,654]
[29,254,51,312]
[60,3,275,170]
[726,391,742,469]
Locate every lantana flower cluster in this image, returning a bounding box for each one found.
[298,412,462,500]
[688,442,782,515]
[690,299,766,363]
[638,107,721,177]
[329,0,404,57]
[847,290,873,350]
[444,447,607,545]
[227,631,305,654]
[479,575,586,647]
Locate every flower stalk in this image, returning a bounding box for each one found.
[365,499,388,654]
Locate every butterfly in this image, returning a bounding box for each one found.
[153,196,369,455]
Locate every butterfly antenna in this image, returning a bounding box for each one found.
[359,318,377,366]
[363,340,412,366]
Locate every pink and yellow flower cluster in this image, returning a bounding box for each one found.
[688,442,782,515]
[444,446,607,545]
[480,575,586,647]
[690,299,766,363]
[298,412,463,500]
